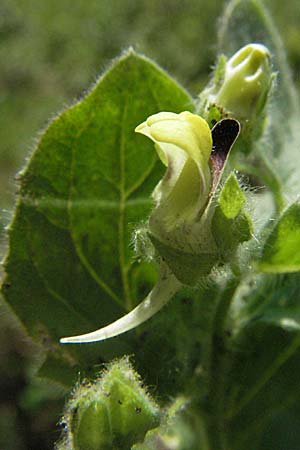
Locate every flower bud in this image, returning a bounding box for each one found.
[57,359,160,450]
[203,43,272,121]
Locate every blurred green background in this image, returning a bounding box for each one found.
[0,1,299,449]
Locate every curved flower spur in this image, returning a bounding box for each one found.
[60,112,240,344]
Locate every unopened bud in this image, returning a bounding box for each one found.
[57,359,160,450]
[203,43,272,122]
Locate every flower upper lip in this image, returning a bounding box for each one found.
[135,111,212,228]
[135,111,212,168]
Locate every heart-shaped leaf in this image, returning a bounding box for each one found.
[1,50,193,386]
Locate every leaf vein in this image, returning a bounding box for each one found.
[68,114,124,308]
[119,95,132,311]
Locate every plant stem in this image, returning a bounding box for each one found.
[205,278,239,450]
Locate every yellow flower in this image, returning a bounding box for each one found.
[135,111,212,230]
[59,113,239,345]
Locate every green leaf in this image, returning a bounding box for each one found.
[37,353,79,389]
[1,50,193,386]
[259,202,300,273]
[259,404,300,450]
[222,273,300,450]
[227,322,300,450]
[212,173,252,260]
[133,281,220,399]
[218,173,246,219]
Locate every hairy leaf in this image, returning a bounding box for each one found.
[1,50,193,386]
[224,273,300,449]
[211,173,252,261]
[259,202,300,273]
[218,173,246,219]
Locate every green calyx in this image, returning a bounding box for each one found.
[58,358,160,450]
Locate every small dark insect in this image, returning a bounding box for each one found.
[58,421,67,430]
